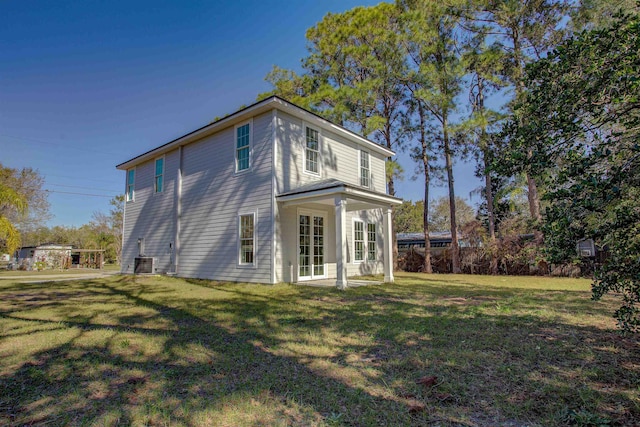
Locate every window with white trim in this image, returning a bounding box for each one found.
[235,122,251,172]
[354,220,365,262]
[154,158,164,193]
[354,220,378,263]
[238,213,255,266]
[305,126,319,174]
[360,150,370,188]
[367,223,377,261]
[126,169,135,201]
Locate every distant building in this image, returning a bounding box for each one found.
[15,244,72,270]
[397,232,470,254]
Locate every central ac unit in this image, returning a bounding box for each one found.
[134,257,154,274]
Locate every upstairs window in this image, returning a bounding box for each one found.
[236,123,251,172]
[305,126,319,174]
[360,150,370,188]
[154,158,164,193]
[238,213,255,266]
[126,169,135,201]
[367,223,377,261]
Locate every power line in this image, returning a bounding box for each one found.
[44,173,120,185]
[48,183,120,194]
[45,189,118,198]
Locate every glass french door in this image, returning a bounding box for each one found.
[299,213,325,280]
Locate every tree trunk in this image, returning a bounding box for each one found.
[423,182,432,273]
[474,73,498,275]
[419,102,432,273]
[526,169,542,222]
[484,150,498,275]
[386,141,398,271]
[443,120,460,273]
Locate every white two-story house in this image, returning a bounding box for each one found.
[116,96,402,288]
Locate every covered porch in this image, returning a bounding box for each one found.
[276,179,402,289]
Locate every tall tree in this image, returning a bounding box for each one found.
[263,3,408,195]
[475,172,529,232]
[478,0,570,223]
[400,0,467,272]
[263,3,409,268]
[406,98,436,272]
[513,10,640,330]
[464,36,506,273]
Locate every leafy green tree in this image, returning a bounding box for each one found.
[513,10,640,330]
[478,0,570,222]
[0,164,49,254]
[0,166,50,235]
[304,4,407,142]
[429,196,477,233]
[0,182,26,254]
[258,66,317,111]
[475,172,530,233]
[570,0,639,31]
[394,200,424,233]
[90,195,124,264]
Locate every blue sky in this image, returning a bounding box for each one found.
[1,0,482,227]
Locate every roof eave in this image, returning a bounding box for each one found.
[116,97,279,170]
[273,99,396,158]
[277,183,402,207]
[116,96,396,171]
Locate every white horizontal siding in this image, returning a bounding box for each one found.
[122,112,273,282]
[346,209,384,277]
[176,112,273,283]
[369,151,386,194]
[273,110,389,283]
[274,111,388,194]
[122,105,389,284]
[275,111,361,192]
[121,150,178,274]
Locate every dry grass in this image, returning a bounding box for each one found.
[0,273,637,426]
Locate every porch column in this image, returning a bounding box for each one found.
[335,195,347,290]
[383,206,394,283]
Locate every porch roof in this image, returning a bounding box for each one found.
[276,179,402,211]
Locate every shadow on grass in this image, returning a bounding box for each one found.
[0,277,420,426]
[0,275,638,426]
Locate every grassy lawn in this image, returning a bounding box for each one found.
[0,273,637,426]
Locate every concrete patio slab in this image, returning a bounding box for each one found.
[296,279,383,288]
